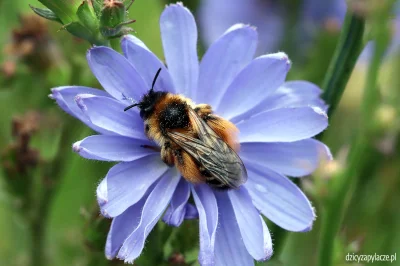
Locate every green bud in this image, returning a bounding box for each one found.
[91,0,104,18]
[100,0,125,28]
[77,1,98,31]
[31,0,136,45]
[100,0,135,38]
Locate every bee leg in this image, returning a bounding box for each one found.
[161,142,174,167]
[194,104,213,118]
[173,149,184,165]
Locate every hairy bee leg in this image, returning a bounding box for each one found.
[194,104,213,118]
[175,150,204,184]
[161,143,174,166]
[173,149,184,165]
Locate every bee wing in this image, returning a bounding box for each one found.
[167,109,247,189]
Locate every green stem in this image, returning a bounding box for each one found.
[317,8,390,266]
[321,13,365,119]
[29,119,84,266]
[30,183,55,266]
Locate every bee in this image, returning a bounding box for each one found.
[124,68,247,189]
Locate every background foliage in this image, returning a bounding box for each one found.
[0,0,399,266]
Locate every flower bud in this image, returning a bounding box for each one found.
[100,0,135,38]
[31,0,135,45]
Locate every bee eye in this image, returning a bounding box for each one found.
[140,110,145,118]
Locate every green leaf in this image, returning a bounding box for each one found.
[37,0,80,24]
[29,5,62,24]
[62,22,107,46]
[62,22,95,43]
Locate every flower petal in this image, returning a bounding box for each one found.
[117,172,181,263]
[87,47,148,101]
[245,165,315,231]
[214,192,254,266]
[73,135,156,162]
[216,53,291,119]
[184,203,199,219]
[242,81,327,118]
[192,184,218,266]
[268,81,327,111]
[163,178,191,227]
[260,216,273,260]
[237,106,328,143]
[160,3,199,96]
[50,86,109,133]
[198,0,285,55]
[121,35,175,93]
[75,94,146,139]
[96,156,169,218]
[105,195,147,259]
[228,187,270,260]
[240,139,332,177]
[195,24,257,106]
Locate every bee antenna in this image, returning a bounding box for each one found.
[124,103,140,112]
[150,68,162,92]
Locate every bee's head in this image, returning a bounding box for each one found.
[123,68,166,119]
[137,90,166,119]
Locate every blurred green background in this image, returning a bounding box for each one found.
[0,0,399,266]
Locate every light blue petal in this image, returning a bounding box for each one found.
[87,47,148,101]
[198,0,284,55]
[195,24,257,107]
[121,35,176,93]
[75,94,146,140]
[96,156,169,218]
[117,171,181,263]
[245,165,315,232]
[50,86,110,133]
[105,195,148,259]
[228,187,270,260]
[215,53,291,120]
[214,192,254,266]
[240,139,332,177]
[237,106,328,143]
[163,178,190,227]
[73,135,156,162]
[160,3,198,96]
[192,184,218,266]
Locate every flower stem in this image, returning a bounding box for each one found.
[320,13,365,119]
[30,184,55,266]
[29,120,84,266]
[317,7,391,266]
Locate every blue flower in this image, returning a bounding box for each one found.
[51,3,330,265]
[198,0,346,55]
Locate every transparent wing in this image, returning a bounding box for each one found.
[167,109,247,189]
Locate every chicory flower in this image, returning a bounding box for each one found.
[51,3,330,265]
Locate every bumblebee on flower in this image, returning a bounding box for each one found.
[51,3,330,265]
